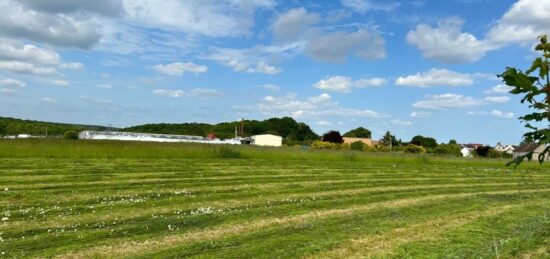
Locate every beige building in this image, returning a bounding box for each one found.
[343,137,377,146]
[252,134,283,147]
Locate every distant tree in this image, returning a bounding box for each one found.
[322,130,344,144]
[410,135,438,149]
[63,130,79,140]
[380,131,399,147]
[350,141,365,151]
[475,146,491,157]
[403,144,427,154]
[501,35,550,166]
[448,139,458,145]
[434,143,461,156]
[343,127,372,138]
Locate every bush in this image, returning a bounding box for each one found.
[434,144,461,156]
[350,141,364,151]
[475,146,491,157]
[322,130,344,144]
[63,130,79,140]
[310,140,339,149]
[403,144,427,154]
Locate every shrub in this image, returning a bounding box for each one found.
[475,146,491,157]
[310,140,338,149]
[434,144,461,156]
[350,141,364,151]
[403,144,427,154]
[322,130,344,144]
[63,130,79,140]
[217,146,241,159]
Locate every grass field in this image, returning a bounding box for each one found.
[1,139,550,258]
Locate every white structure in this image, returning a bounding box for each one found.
[78,131,241,145]
[461,147,474,158]
[17,134,31,138]
[495,142,515,154]
[251,134,282,147]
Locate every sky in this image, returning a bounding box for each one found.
[0,0,548,145]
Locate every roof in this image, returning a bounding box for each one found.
[514,143,541,153]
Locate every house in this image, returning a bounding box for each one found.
[343,137,375,146]
[251,134,282,147]
[494,143,505,152]
[460,143,483,157]
[513,143,549,160]
[495,142,515,154]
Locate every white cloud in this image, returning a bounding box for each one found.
[262,84,280,91]
[257,92,386,119]
[0,78,25,88]
[15,0,124,16]
[317,120,332,126]
[467,110,515,119]
[187,88,224,98]
[247,61,281,74]
[314,76,386,93]
[0,1,101,49]
[406,18,493,63]
[97,84,112,89]
[0,61,58,75]
[272,8,319,42]
[396,68,474,87]
[484,96,511,103]
[0,88,17,94]
[59,62,84,70]
[305,29,386,62]
[487,0,550,45]
[0,40,60,65]
[152,89,184,98]
[49,80,69,87]
[40,97,58,103]
[413,93,486,110]
[410,111,431,118]
[392,119,412,126]
[153,62,208,76]
[341,0,400,13]
[484,84,514,94]
[123,0,275,38]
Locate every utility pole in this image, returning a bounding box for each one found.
[45,127,48,138]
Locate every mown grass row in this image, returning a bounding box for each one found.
[1,141,550,257]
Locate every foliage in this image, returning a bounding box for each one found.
[410,135,438,149]
[125,117,319,143]
[434,143,461,156]
[380,131,400,147]
[350,141,365,151]
[475,146,491,157]
[63,130,79,140]
[343,127,372,138]
[216,146,241,159]
[501,35,550,166]
[403,144,427,154]
[449,139,458,145]
[0,116,107,136]
[488,149,513,159]
[310,140,346,150]
[321,130,344,144]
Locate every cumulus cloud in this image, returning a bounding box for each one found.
[262,84,280,91]
[153,62,208,76]
[152,89,184,98]
[317,120,332,126]
[484,84,514,94]
[15,0,124,16]
[257,92,386,119]
[396,68,474,87]
[314,76,386,93]
[187,88,224,98]
[484,96,511,103]
[406,18,493,63]
[0,41,60,65]
[0,61,58,75]
[305,29,386,62]
[272,7,319,42]
[413,93,486,110]
[0,1,101,49]
[486,0,550,45]
[0,78,25,88]
[467,110,515,119]
[341,0,400,13]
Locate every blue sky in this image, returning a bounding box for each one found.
[0,0,548,144]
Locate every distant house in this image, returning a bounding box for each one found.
[513,143,549,160]
[343,137,376,146]
[251,134,282,147]
[460,144,484,157]
[494,143,505,152]
[495,142,515,154]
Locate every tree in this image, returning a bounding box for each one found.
[380,131,399,147]
[403,144,427,154]
[410,135,437,149]
[343,127,372,138]
[350,141,364,150]
[434,143,461,156]
[501,35,550,166]
[63,130,79,140]
[449,139,458,145]
[322,130,344,143]
[475,146,491,157]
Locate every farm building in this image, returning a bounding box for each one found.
[78,131,241,145]
[513,143,549,160]
[251,134,282,147]
[343,137,376,146]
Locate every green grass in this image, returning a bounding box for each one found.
[0,139,549,258]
